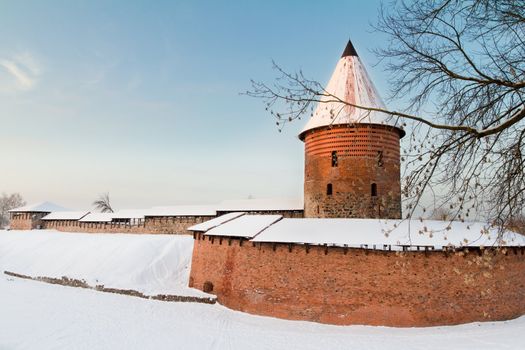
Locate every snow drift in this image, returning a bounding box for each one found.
[0,229,208,298]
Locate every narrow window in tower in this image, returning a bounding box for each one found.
[377,151,384,167]
[371,183,378,197]
[327,183,333,196]
[331,151,338,167]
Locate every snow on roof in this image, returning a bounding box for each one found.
[218,198,303,212]
[205,215,283,238]
[251,218,525,250]
[299,40,403,140]
[147,205,217,217]
[79,213,114,223]
[9,201,68,213]
[188,212,246,232]
[111,210,149,220]
[42,211,90,221]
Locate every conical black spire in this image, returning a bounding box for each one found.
[341,40,358,57]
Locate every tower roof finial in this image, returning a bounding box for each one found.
[341,40,358,57]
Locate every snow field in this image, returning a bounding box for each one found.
[0,229,207,297]
[0,229,524,349]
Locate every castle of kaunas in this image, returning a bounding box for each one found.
[8,41,525,327]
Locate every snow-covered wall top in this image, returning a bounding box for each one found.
[42,211,90,221]
[299,41,402,139]
[205,215,283,238]
[218,198,303,212]
[147,205,217,217]
[188,212,246,232]
[201,217,525,250]
[111,209,150,220]
[79,213,114,223]
[9,201,69,213]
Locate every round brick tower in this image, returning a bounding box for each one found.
[299,41,405,219]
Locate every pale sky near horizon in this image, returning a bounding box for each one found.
[0,0,395,210]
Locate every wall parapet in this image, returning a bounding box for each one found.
[189,234,525,327]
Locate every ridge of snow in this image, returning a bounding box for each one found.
[218,198,303,211]
[42,211,90,221]
[251,218,525,249]
[0,230,208,297]
[9,201,68,213]
[188,212,246,232]
[205,215,283,238]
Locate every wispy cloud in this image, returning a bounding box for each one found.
[0,52,41,91]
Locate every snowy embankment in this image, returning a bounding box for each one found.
[0,229,210,299]
[1,229,525,349]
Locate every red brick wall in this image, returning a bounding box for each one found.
[20,211,305,234]
[303,125,402,219]
[190,235,525,327]
[41,216,215,234]
[9,212,48,230]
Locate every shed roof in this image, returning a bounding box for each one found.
[299,40,403,140]
[9,201,68,213]
[251,218,525,250]
[188,212,246,232]
[205,215,283,238]
[147,205,217,217]
[42,211,90,221]
[218,198,303,212]
[111,210,149,220]
[79,213,114,223]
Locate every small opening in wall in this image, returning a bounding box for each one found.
[377,150,384,167]
[327,183,333,196]
[371,183,377,197]
[203,281,214,293]
[331,151,338,167]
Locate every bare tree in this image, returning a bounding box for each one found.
[246,0,525,228]
[92,193,114,213]
[0,193,25,229]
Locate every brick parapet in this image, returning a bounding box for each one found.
[9,212,48,230]
[40,216,215,234]
[189,234,525,327]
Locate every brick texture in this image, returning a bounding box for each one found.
[9,212,48,230]
[41,216,214,234]
[190,235,525,327]
[8,210,305,234]
[303,124,402,219]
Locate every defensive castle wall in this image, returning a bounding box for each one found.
[9,210,304,234]
[189,233,525,327]
[41,216,212,234]
[303,125,402,219]
[9,212,48,230]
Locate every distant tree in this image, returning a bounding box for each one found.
[0,193,25,228]
[247,0,525,228]
[92,193,114,213]
[429,208,452,221]
[506,215,525,235]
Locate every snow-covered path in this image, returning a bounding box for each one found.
[1,275,523,350]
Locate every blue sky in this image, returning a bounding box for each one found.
[0,0,391,210]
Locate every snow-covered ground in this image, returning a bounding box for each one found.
[1,229,524,349]
[0,229,207,297]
